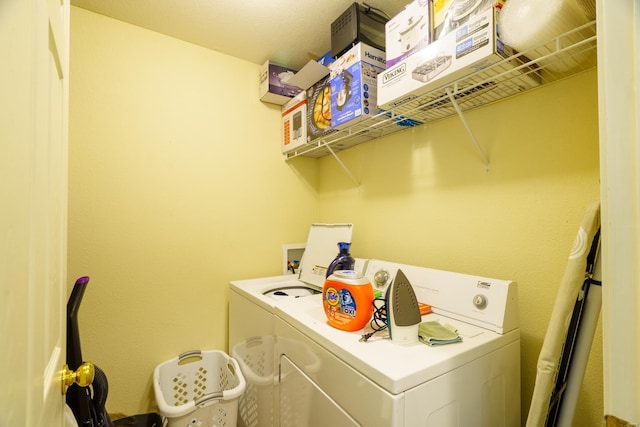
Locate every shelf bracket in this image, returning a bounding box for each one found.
[326,144,360,186]
[445,87,490,172]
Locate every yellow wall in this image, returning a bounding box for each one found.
[314,71,602,425]
[68,7,318,414]
[69,6,602,425]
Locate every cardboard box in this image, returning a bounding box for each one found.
[306,75,335,141]
[259,61,302,105]
[315,51,335,67]
[329,42,386,129]
[282,53,334,145]
[432,0,499,41]
[378,7,540,110]
[281,92,307,153]
[386,0,431,68]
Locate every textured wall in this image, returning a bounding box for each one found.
[316,70,601,425]
[69,5,602,425]
[68,7,318,415]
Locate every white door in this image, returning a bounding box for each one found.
[0,0,70,425]
[598,0,640,422]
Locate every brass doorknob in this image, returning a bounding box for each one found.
[61,362,94,395]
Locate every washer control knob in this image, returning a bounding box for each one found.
[373,269,390,288]
[473,294,488,309]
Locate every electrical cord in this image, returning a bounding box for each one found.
[362,2,391,20]
[360,298,388,342]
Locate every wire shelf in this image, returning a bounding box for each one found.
[284,20,597,160]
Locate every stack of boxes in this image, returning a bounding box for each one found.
[279,43,386,154]
[378,0,540,110]
[280,55,336,154]
[264,0,541,154]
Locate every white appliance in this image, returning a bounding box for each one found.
[229,223,356,427]
[230,257,520,427]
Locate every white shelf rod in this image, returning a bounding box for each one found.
[445,87,490,172]
[326,144,360,186]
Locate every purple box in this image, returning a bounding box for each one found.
[260,61,303,105]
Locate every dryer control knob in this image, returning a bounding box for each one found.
[473,294,488,309]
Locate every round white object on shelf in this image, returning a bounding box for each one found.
[498,0,591,73]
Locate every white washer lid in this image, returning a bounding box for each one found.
[298,223,353,289]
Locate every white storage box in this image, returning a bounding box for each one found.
[386,0,431,68]
[328,42,385,129]
[259,61,302,105]
[432,0,498,41]
[281,92,307,153]
[153,350,246,427]
[378,7,540,110]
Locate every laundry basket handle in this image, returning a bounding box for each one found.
[194,391,223,408]
[177,350,202,361]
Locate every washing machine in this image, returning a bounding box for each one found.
[228,275,313,427]
[230,243,521,426]
[273,259,521,427]
[229,223,357,427]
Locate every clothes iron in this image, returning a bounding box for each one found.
[385,269,421,345]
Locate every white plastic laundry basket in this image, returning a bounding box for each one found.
[231,336,276,427]
[153,350,246,427]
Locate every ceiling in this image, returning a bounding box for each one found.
[70,0,410,70]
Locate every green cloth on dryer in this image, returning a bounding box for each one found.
[418,321,462,346]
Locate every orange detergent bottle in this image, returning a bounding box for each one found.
[322,270,374,331]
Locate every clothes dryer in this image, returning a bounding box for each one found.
[273,259,520,427]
